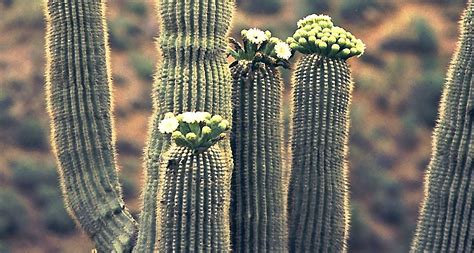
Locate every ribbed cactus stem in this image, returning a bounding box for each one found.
[44,0,137,252]
[288,54,352,252]
[157,145,231,252]
[411,1,473,252]
[136,0,234,251]
[230,63,287,252]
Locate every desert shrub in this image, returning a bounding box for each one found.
[41,201,75,234]
[0,189,28,238]
[126,1,147,16]
[339,0,378,21]
[33,184,62,207]
[408,72,444,127]
[120,176,137,200]
[381,18,438,55]
[0,89,13,127]
[2,0,44,29]
[236,0,282,14]
[14,119,47,149]
[371,181,406,224]
[305,0,330,12]
[130,53,154,81]
[349,204,381,251]
[108,18,141,50]
[10,158,57,191]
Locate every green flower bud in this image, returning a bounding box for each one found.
[210,115,223,125]
[202,126,212,135]
[220,120,230,130]
[186,132,197,141]
[176,114,184,122]
[172,131,184,140]
[164,112,175,119]
[286,37,297,45]
[265,30,272,39]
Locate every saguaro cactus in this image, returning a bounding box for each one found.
[155,112,232,252]
[286,15,365,252]
[135,0,235,251]
[44,0,137,252]
[228,29,292,252]
[411,1,473,252]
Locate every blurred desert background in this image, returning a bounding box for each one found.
[0,0,468,252]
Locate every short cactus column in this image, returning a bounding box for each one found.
[411,1,474,252]
[155,112,232,252]
[135,0,235,251]
[286,14,365,252]
[228,29,292,252]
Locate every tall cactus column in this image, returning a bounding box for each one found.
[228,30,292,252]
[286,15,365,252]
[44,0,137,252]
[135,0,235,251]
[155,112,232,252]
[411,1,473,252]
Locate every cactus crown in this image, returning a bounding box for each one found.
[159,112,230,153]
[228,28,293,69]
[287,14,365,59]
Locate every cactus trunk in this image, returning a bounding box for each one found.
[288,54,352,252]
[44,0,137,251]
[411,1,474,252]
[230,63,288,252]
[157,145,231,252]
[135,0,235,251]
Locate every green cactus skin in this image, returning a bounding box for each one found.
[230,63,288,252]
[288,54,353,252]
[157,145,231,252]
[135,0,235,251]
[411,2,473,252]
[44,0,137,252]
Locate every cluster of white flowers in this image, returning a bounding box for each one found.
[274,41,292,60]
[245,28,268,45]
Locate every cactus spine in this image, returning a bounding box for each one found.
[158,145,230,252]
[411,1,473,252]
[286,15,364,252]
[228,30,292,252]
[44,0,137,252]
[135,0,235,251]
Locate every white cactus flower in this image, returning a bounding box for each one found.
[158,117,179,134]
[246,28,267,44]
[274,42,292,60]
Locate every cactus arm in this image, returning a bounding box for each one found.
[288,54,352,252]
[135,1,235,251]
[230,63,288,252]
[411,2,474,252]
[44,0,137,252]
[157,145,231,252]
[287,15,364,252]
[228,31,292,252]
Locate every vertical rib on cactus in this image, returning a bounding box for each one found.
[411,1,473,252]
[44,0,137,252]
[157,145,231,252]
[135,0,235,251]
[287,15,365,252]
